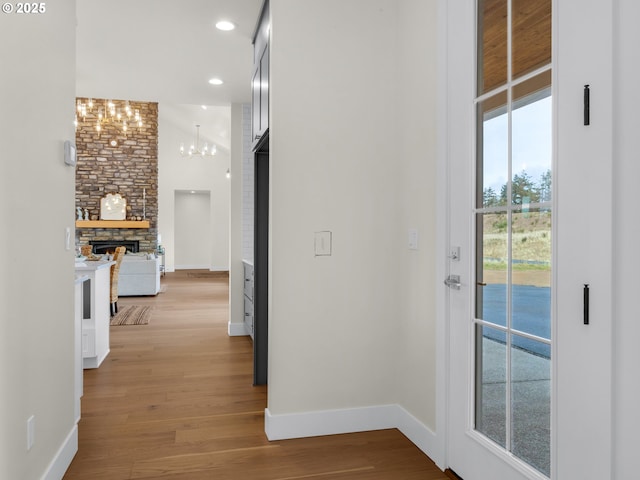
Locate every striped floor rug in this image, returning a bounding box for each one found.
[110,305,152,326]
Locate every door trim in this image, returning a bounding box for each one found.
[436,0,452,471]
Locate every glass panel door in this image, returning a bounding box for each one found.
[475,0,552,475]
[447,0,613,478]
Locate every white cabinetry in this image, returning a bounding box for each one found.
[74,275,88,422]
[75,260,114,369]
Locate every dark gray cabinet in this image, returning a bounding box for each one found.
[251,0,269,151]
[259,45,269,138]
[251,0,270,386]
[243,261,254,340]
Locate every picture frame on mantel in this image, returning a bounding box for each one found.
[100,193,126,220]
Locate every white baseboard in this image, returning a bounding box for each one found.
[264,405,441,465]
[41,424,78,480]
[82,348,110,369]
[394,406,443,468]
[228,321,248,336]
[174,265,230,271]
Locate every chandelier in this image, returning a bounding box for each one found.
[180,124,217,157]
[75,98,143,136]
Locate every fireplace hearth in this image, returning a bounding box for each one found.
[89,240,139,254]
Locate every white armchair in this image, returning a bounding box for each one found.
[118,254,161,296]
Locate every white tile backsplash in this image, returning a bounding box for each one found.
[242,104,254,263]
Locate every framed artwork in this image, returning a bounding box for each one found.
[100,193,126,220]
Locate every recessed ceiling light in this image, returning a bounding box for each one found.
[216,20,235,31]
[201,105,208,110]
[208,78,223,86]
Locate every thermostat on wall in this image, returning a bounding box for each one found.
[64,140,76,166]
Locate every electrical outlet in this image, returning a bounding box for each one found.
[27,415,35,451]
[408,228,419,250]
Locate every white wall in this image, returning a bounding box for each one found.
[174,191,212,268]
[267,0,438,435]
[158,104,230,271]
[229,103,247,333]
[242,104,254,263]
[613,0,640,477]
[395,0,439,430]
[0,1,78,478]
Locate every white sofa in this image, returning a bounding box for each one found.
[118,254,161,296]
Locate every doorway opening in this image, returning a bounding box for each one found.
[253,135,269,386]
[174,190,212,270]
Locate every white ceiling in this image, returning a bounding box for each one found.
[76,0,263,106]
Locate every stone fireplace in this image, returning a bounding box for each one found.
[75,97,158,253]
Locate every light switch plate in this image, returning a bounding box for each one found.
[314,231,332,256]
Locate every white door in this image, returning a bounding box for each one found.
[444,0,612,479]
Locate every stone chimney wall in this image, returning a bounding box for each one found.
[75,98,159,252]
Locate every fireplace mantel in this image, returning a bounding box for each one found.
[76,220,150,229]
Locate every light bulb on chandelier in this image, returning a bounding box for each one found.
[180,124,217,157]
[75,98,143,137]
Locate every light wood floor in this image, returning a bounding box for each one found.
[64,270,450,480]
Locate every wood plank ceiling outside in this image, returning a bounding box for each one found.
[480,0,552,95]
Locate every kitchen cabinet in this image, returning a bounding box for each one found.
[74,275,88,422]
[251,0,269,150]
[75,260,114,369]
[250,0,270,385]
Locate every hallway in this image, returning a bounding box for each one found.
[63,270,447,479]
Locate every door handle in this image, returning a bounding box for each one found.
[584,85,590,126]
[444,275,461,290]
[584,284,589,325]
